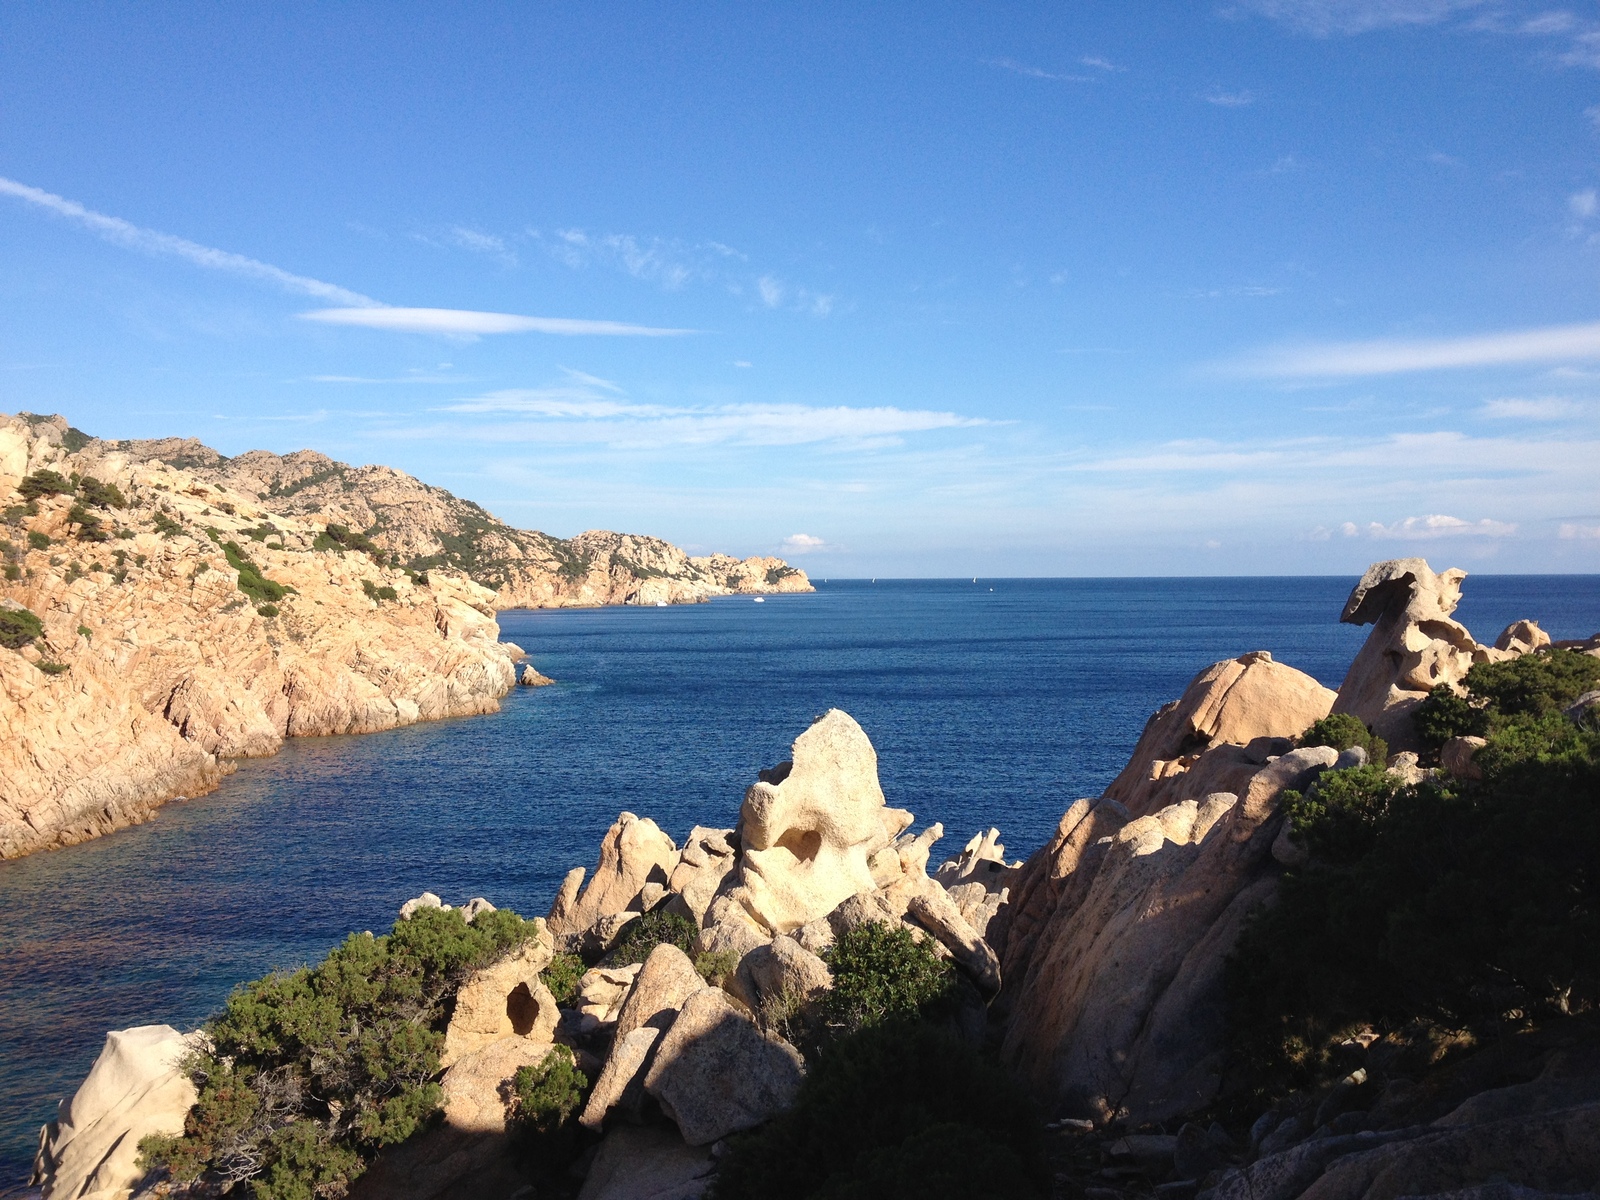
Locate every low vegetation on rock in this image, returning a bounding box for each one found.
[599,909,698,968]
[138,905,538,1199]
[0,603,43,649]
[1230,647,1600,1093]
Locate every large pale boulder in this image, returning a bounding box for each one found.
[547,813,680,940]
[1105,652,1336,817]
[729,935,833,1017]
[577,963,645,1032]
[576,1123,715,1200]
[440,1038,559,1133]
[579,1027,662,1131]
[724,710,913,934]
[614,944,705,1042]
[441,933,558,1068]
[1000,748,1337,1125]
[32,1025,200,1200]
[642,987,806,1145]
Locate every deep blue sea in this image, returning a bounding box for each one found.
[3,575,1598,1187]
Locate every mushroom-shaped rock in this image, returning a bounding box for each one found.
[31,1025,201,1200]
[1105,652,1336,816]
[1332,558,1490,750]
[643,987,806,1146]
[727,710,910,934]
[547,813,680,939]
[441,933,557,1068]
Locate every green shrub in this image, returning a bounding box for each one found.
[819,922,956,1039]
[541,952,585,1005]
[601,909,698,967]
[223,541,293,605]
[361,579,396,602]
[17,469,72,501]
[257,604,280,619]
[1414,649,1600,749]
[27,531,49,551]
[710,1022,1043,1200]
[76,475,126,509]
[0,605,44,649]
[694,948,739,986]
[139,905,538,1198]
[37,661,70,676]
[508,1046,589,1179]
[68,502,109,542]
[1298,712,1387,763]
[1229,701,1600,1093]
[153,510,183,538]
[77,624,91,641]
[3,564,18,580]
[314,523,381,558]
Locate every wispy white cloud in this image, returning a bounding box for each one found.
[1477,395,1581,420]
[1559,522,1600,538]
[1351,513,1518,538]
[447,226,517,266]
[1225,0,1488,36]
[781,533,827,553]
[980,56,1091,82]
[1080,55,1126,72]
[1570,188,1599,218]
[299,307,695,338]
[1203,87,1257,106]
[0,175,377,306]
[421,376,987,448]
[1222,318,1600,377]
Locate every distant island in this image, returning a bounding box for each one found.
[0,411,811,859]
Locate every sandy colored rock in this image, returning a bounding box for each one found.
[31,1025,200,1200]
[577,963,645,1030]
[1441,735,1488,781]
[726,710,906,934]
[730,935,833,1017]
[614,944,705,1042]
[643,986,806,1145]
[1105,651,1336,817]
[907,883,1002,996]
[441,935,558,1068]
[518,664,554,687]
[576,1122,715,1200]
[1001,748,1337,1125]
[1494,618,1551,655]
[579,1026,662,1131]
[1331,558,1499,750]
[548,813,679,938]
[667,826,739,925]
[440,1038,560,1133]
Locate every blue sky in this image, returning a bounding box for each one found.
[3,1,1599,576]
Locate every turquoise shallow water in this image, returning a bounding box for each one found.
[3,575,1597,1187]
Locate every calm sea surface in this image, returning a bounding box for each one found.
[3,575,1598,1186]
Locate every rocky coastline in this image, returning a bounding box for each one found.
[25,558,1600,1200]
[0,412,810,860]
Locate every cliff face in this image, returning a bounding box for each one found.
[88,436,813,609]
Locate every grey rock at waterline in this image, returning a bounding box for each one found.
[643,987,805,1146]
[518,663,554,687]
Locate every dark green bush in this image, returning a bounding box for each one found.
[601,909,698,967]
[68,502,109,542]
[139,905,538,1199]
[1230,698,1600,1091]
[27,531,49,551]
[1298,712,1387,763]
[257,604,280,619]
[223,541,293,605]
[1414,649,1600,749]
[819,922,956,1039]
[508,1045,589,1179]
[541,952,585,1005]
[360,579,397,602]
[0,605,44,649]
[153,510,184,538]
[17,469,71,501]
[314,523,381,558]
[710,1022,1043,1200]
[76,475,126,509]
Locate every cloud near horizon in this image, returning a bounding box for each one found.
[1222,318,1600,377]
[300,307,695,338]
[1345,513,1518,539]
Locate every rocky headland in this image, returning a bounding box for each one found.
[27,558,1600,1200]
[0,411,810,859]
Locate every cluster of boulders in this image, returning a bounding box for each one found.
[31,556,1600,1200]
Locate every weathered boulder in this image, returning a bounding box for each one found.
[667,826,739,925]
[577,963,645,1032]
[1441,735,1488,781]
[1105,652,1336,816]
[575,1122,715,1200]
[547,813,680,940]
[694,896,772,963]
[440,1037,559,1133]
[1332,559,1495,750]
[1000,748,1337,1125]
[642,987,806,1145]
[32,1025,200,1200]
[1494,618,1551,655]
[517,664,554,687]
[614,944,705,1042]
[906,884,1002,996]
[729,935,833,1018]
[441,933,558,1068]
[579,1027,662,1131]
[725,709,913,934]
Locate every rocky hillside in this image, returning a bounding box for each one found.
[32,556,1600,1200]
[78,426,811,609]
